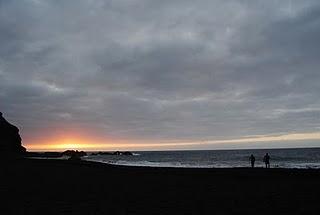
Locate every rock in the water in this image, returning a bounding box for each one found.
[62,150,87,157]
[122,151,133,156]
[0,112,26,156]
[91,151,134,156]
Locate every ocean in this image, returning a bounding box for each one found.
[84,147,320,169]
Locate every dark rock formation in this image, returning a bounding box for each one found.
[26,150,87,159]
[62,150,87,157]
[62,150,86,161]
[0,112,26,156]
[91,151,133,156]
[122,151,133,156]
[113,151,121,155]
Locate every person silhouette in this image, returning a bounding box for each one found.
[249,154,255,168]
[263,153,270,168]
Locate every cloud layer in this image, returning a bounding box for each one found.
[1,0,320,148]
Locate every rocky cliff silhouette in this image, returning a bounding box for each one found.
[0,112,26,156]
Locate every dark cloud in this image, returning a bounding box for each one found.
[1,0,320,147]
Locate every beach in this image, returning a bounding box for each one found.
[2,158,320,215]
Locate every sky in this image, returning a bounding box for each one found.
[1,0,320,151]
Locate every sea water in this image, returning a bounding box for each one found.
[84,147,320,169]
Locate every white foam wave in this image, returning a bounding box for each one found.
[83,157,320,169]
[84,158,241,168]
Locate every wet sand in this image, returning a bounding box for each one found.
[2,158,320,214]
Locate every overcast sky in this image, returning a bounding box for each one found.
[1,0,320,150]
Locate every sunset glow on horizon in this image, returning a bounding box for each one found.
[25,131,320,152]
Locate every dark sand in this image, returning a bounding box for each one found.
[2,158,320,215]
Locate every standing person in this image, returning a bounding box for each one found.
[263,153,270,168]
[249,154,255,168]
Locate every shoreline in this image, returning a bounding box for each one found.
[29,156,320,170]
[85,160,320,170]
